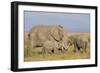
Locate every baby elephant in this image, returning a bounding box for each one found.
[68,36,87,53]
[42,41,65,54]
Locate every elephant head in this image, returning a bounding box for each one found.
[28,25,65,49]
[49,25,64,42]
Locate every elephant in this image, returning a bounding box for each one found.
[42,40,66,54]
[28,25,65,49]
[67,36,88,53]
[58,40,69,51]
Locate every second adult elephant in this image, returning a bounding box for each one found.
[68,36,87,53]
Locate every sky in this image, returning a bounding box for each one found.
[24,11,90,32]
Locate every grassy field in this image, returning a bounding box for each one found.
[24,32,90,62]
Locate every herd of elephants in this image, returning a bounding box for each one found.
[25,25,90,54]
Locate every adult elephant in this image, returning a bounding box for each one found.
[67,35,87,53]
[28,25,65,49]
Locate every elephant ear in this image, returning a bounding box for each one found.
[49,27,60,42]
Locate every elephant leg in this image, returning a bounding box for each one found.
[30,41,36,49]
[41,47,45,54]
[84,43,87,53]
[58,48,62,53]
[42,47,47,54]
[80,46,87,53]
[73,49,76,52]
[51,49,55,53]
[77,47,83,53]
[61,45,67,52]
[61,47,65,53]
[84,48,87,53]
[54,48,60,53]
[76,44,83,53]
[73,45,77,52]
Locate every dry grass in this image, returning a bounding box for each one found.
[24,32,90,62]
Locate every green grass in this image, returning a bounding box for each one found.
[24,32,90,62]
[24,47,90,62]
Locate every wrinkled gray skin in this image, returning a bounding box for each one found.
[42,41,66,53]
[59,40,69,51]
[68,36,87,53]
[28,25,65,49]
